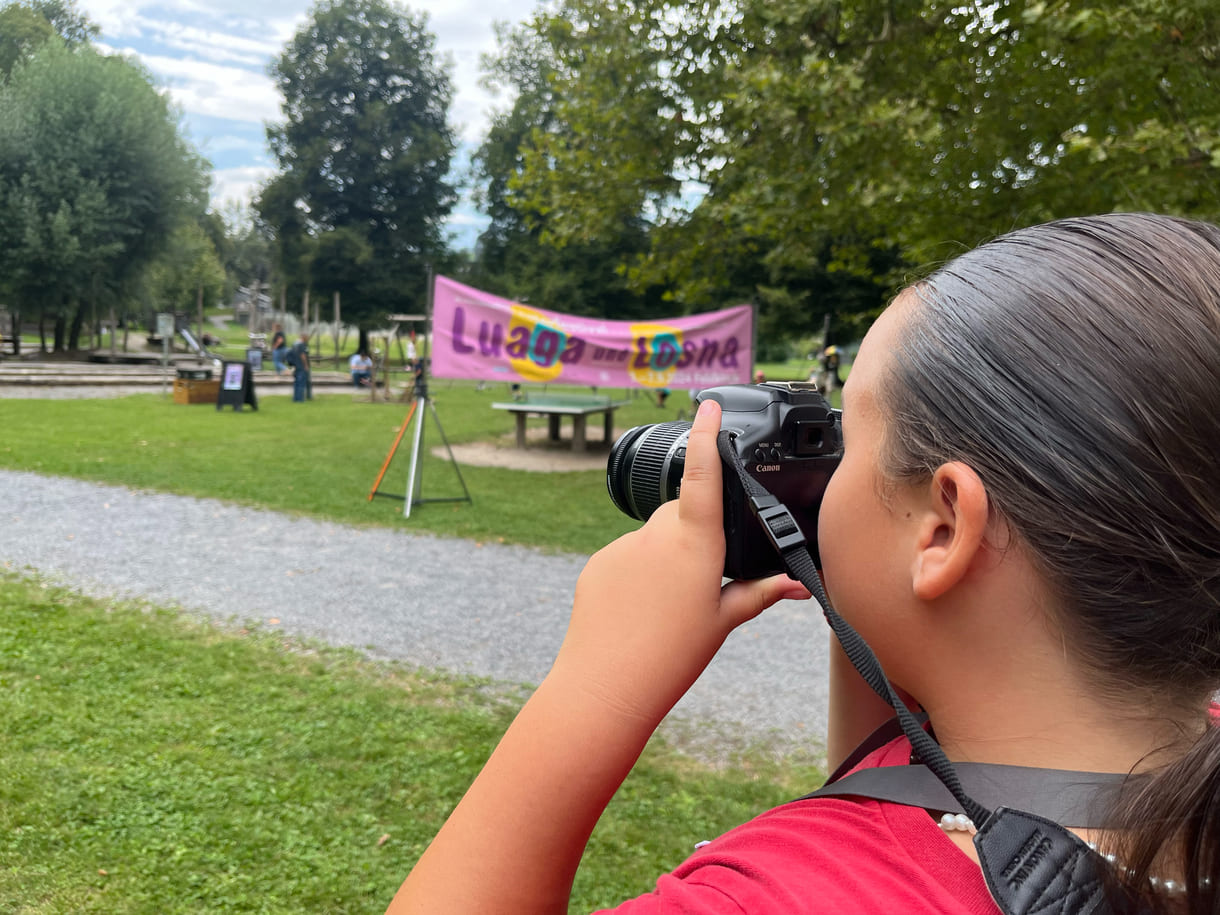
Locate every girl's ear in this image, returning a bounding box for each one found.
[911,462,990,601]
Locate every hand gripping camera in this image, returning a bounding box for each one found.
[606,382,843,580]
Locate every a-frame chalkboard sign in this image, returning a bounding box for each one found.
[216,361,258,411]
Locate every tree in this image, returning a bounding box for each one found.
[0,0,97,78]
[141,218,226,345]
[469,20,668,320]
[495,0,1220,343]
[259,0,457,329]
[0,40,209,351]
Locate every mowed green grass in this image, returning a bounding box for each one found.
[0,574,825,913]
[0,383,693,555]
[0,373,834,911]
[0,369,835,555]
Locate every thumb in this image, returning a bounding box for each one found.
[718,574,810,630]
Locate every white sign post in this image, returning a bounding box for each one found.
[157,313,173,398]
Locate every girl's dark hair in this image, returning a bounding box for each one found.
[882,213,1220,912]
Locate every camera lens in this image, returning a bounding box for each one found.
[606,421,691,521]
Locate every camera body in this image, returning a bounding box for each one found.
[606,382,842,579]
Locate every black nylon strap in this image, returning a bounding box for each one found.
[802,761,1126,828]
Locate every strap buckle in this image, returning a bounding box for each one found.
[748,494,808,555]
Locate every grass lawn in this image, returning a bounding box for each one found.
[0,370,839,555]
[0,372,839,911]
[0,384,683,555]
[0,574,825,913]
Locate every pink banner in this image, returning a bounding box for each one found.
[430,276,753,389]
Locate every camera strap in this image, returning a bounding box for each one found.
[715,430,1131,915]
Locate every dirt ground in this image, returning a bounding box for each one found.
[436,426,613,473]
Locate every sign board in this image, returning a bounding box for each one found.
[156,313,174,338]
[430,275,754,389]
[215,361,258,411]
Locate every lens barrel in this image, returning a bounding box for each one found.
[606,420,691,521]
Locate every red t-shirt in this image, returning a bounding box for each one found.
[595,736,1000,914]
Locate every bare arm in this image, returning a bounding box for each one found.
[386,400,810,914]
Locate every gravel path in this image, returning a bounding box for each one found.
[0,468,831,762]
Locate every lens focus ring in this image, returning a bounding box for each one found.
[626,421,689,519]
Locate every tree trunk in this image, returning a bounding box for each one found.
[53,313,66,353]
[333,291,340,358]
[302,287,310,329]
[10,308,19,357]
[39,308,46,353]
[110,307,118,356]
[68,301,85,352]
[279,286,286,326]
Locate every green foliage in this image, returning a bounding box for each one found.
[0,0,96,77]
[467,19,671,320]
[0,574,823,911]
[259,0,457,327]
[141,219,227,318]
[484,0,1220,342]
[0,39,209,347]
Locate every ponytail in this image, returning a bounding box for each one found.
[1105,721,1220,913]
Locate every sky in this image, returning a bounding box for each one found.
[74,0,542,249]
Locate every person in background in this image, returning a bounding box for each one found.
[349,349,373,387]
[270,323,288,375]
[818,344,842,393]
[387,213,1220,914]
[754,369,766,384]
[290,333,311,402]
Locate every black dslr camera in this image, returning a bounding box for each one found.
[606,382,842,580]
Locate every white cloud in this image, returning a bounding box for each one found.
[77,0,541,239]
[140,19,282,68]
[124,50,280,124]
[211,165,276,208]
[201,134,267,155]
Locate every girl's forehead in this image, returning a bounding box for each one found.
[850,293,912,396]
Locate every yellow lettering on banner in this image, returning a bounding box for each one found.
[628,323,684,388]
[507,304,565,383]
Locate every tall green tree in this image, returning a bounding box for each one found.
[0,40,208,351]
[259,0,457,328]
[469,20,668,320]
[497,0,1220,343]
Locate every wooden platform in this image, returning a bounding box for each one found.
[172,378,220,404]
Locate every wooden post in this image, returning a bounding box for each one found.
[333,290,340,358]
[250,278,261,333]
[302,288,310,329]
[196,283,204,363]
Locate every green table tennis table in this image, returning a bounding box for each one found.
[490,394,631,452]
